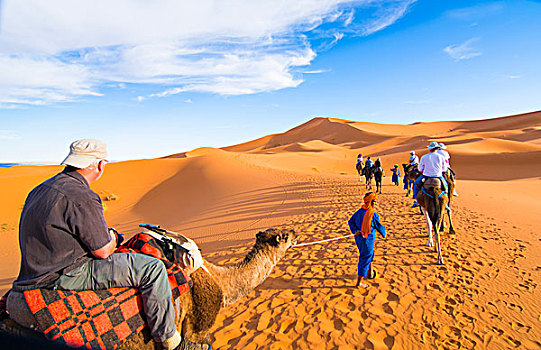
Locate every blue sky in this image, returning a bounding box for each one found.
[1,0,540,163]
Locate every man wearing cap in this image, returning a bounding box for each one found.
[8,139,192,350]
[409,151,419,165]
[411,142,448,208]
[437,142,458,197]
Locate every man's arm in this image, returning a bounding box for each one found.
[91,230,117,259]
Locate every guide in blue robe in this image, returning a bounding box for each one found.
[348,207,387,277]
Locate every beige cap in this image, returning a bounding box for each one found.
[61,139,108,169]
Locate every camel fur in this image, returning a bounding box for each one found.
[373,167,383,194]
[355,161,364,182]
[364,166,374,190]
[417,177,455,265]
[402,163,420,197]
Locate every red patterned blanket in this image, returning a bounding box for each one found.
[21,233,192,349]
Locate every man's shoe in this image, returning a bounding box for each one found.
[174,338,211,350]
[411,202,419,208]
[453,190,459,197]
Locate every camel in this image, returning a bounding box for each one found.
[373,167,383,194]
[402,163,420,197]
[417,178,455,265]
[355,161,364,182]
[364,166,374,190]
[0,228,297,349]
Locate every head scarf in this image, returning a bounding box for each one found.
[360,192,378,238]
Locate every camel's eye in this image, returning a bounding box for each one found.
[275,235,281,244]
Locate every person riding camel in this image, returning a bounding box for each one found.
[362,156,374,176]
[409,150,419,166]
[411,142,448,208]
[348,192,387,288]
[437,143,458,197]
[7,139,203,350]
[374,157,381,168]
[365,156,374,168]
[357,153,363,166]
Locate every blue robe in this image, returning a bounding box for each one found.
[348,208,386,277]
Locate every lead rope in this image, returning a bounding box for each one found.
[291,233,355,248]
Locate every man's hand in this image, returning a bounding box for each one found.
[108,228,124,247]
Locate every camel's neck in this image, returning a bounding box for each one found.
[205,245,285,306]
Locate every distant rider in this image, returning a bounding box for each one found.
[357,153,363,166]
[409,151,419,165]
[411,142,448,208]
[365,156,374,168]
[363,157,374,176]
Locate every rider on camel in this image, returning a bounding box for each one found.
[411,142,448,208]
[7,139,202,350]
[362,156,374,176]
[357,153,363,166]
[437,143,458,197]
[365,156,374,168]
[409,151,419,166]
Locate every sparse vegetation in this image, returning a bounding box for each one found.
[100,191,119,201]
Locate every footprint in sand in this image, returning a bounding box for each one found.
[510,321,531,334]
[503,301,524,312]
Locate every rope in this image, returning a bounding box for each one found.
[292,233,355,248]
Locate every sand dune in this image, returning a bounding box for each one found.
[0,111,540,348]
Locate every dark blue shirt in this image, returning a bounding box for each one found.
[14,168,110,288]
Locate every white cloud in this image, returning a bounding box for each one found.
[506,75,521,79]
[444,38,482,61]
[0,130,19,140]
[445,2,504,21]
[0,0,416,107]
[360,0,417,35]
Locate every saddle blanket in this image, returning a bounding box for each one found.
[21,232,193,349]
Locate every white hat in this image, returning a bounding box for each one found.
[410,151,415,155]
[427,141,440,150]
[438,142,447,149]
[61,139,108,168]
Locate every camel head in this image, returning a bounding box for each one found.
[237,228,297,267]
[255,228,297,253]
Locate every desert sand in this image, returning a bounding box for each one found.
[1,111,540,349]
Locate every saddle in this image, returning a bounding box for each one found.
[418,177,445,194]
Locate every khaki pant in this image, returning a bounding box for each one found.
[54,253,176,343]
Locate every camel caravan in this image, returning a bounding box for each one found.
[0,139,457,349]
[360,142,457,265]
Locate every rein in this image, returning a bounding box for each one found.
[421,187,446,199]
[292,233,355,248]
